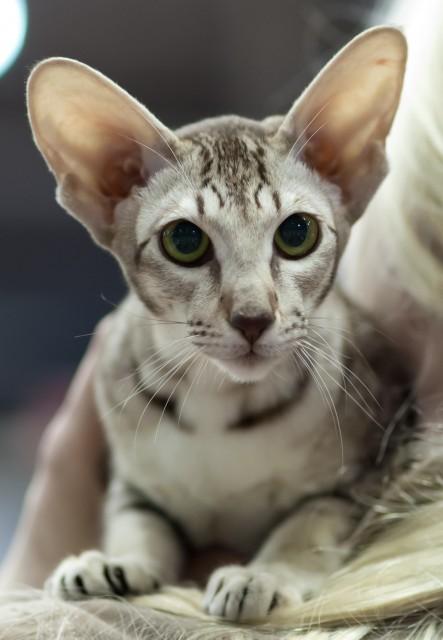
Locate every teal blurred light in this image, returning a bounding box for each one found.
[0,0,27,77]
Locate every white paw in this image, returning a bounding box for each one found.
[45,551,161,600]
[203,565,298,622]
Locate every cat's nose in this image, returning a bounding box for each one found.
[230,311,274,344]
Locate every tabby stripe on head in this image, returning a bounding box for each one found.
[312,239,340,309]
[326,224,338,237]
[196,193,205,216]
[252,150,270,185]
[254,183,263,208]
[255,143,265,157]
[210,183,225,208]
[193,137,211,163]
[201,157,213,177]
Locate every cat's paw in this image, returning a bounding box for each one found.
[203,565,300,622]
[45,551,161,600]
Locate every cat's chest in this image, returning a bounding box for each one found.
[108,379,370,552]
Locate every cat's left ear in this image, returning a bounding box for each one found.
[275,27,407,220]
[27,58,180,247]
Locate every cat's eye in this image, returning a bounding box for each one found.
[161,219,211,265]
[274,213,319,259]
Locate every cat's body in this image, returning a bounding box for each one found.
[99,289,380,554]
[27,27,409,621]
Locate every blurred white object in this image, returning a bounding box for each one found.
[0,0,27,77]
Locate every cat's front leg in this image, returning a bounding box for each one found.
[46,480,185,600]
[203,497,358,622]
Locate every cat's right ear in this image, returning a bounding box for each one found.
[27,58,179,247]
[274,27,407,221]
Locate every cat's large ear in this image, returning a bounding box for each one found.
[275,27,407,220]
[27,58,179,246]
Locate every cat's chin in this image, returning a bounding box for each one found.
[213,353,278,384]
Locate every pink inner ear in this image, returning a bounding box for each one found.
[301,109,379,204]
[304,135,338,177]
[304,134,359,203]
[98,149,146,200]
[301,129,352,197]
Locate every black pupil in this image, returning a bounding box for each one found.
[279,215,308,246]
[172,222,202,254]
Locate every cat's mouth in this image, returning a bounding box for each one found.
[234,352,266,365]
[210,349,279,383]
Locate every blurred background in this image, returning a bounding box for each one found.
[0,0,379,560]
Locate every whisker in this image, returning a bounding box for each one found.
[120,133,187,185]
[196,356,210,388]
[285,100,330,162]
[293,121,328,163]
[308,322,372,369]
[177,355,207,426]
[271,367,291,384]
[99,293,189,327]
[301,339,384,432]
[103,342,193,421]
[75,318,189,342]
[308,327,381,408]
[304,335,380,411]
[154,349,203,442]
[376,394,416,464]
[133,347,197,450]
[303,339,375,420]
[118,342,194,412]
[304,332,348,400]
[121,124,198,194]
[309,318,366,338]
[310,316,391,342]
[74,331,99,339]
[304,339,356,412]
[116,335,196,386]
[216,364,227,392]
[295,347,344,466]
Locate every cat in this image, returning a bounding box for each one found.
[27,26,407,622]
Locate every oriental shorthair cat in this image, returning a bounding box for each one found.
[27,27,408,622]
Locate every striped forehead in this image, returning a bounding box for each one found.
[188,133,281,214]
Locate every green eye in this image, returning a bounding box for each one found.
[274,213,319,258]
[161,219,210,265]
